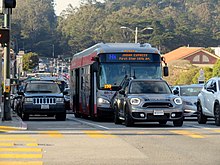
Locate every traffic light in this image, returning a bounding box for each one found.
[0,0,16,14]
[0,28,10,44]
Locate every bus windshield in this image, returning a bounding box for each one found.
[99,63,162,89]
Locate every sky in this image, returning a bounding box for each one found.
[54,0,80,15]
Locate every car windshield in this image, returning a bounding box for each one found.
[25,83,61,93]
[129,81,171,94]
[180,86,202,96]
[99,63,162,88]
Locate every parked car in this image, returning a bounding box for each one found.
[197,77,220,126]
[15,80,67,121]
[63,88,70,110]
[173,84,203,117]
[112,78,184,127]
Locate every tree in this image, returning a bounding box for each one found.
[212,59,220,77]
[22,52,39,72]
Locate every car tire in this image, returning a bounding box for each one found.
[214,104,220,126]
[124,106,133,127]
[22,113,29,121]
[56,113,66,121]
[197,103,207,124]
[159,120,167,125]
[114,105,122,125]
[173,117,183,127]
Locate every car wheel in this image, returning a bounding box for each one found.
[56,113,66,121]
[159,120,167,125]
[214,104,220,126]
[197,103,207,124]
[22,113,29,121]
[114,105,122,125]
[173,117,183,127]
[124,106,133,127]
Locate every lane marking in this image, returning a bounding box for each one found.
[0,161,43,165]
[83,131,116,138]
[0,143,14,146]
[41,131,63,138]
[0,154,42,158]
[170,130,205,138]
[0,148,42,152]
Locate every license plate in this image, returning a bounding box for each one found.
[41,104,49,109]
[153,110,164,115]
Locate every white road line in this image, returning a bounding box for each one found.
[73,118,110,130]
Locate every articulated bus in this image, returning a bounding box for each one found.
[69,43,168,119]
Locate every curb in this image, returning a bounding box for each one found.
[0,112,27,131]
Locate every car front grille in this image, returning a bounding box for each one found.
[33,97,56,105]
[142,102,173,108]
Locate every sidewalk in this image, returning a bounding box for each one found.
[0,106,27,131]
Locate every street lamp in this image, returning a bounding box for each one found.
[120,26,153,43]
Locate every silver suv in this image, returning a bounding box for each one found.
[112,78,184,127]
[197,77,220,126]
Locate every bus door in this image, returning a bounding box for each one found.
[75,68,80,115]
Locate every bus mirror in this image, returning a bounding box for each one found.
[163,66,169,76]
[92,62,99,72]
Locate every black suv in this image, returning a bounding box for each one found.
[15,80,67,121]
[112,78,184,127]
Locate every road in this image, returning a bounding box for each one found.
[0,114,220,165]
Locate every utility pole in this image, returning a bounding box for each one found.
[3,8,11,120]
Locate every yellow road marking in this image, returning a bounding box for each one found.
[0,135,30,138]
[26,143,38,147]
[0,126,24,131]
[0,138,36,141]
[213,130,220,133]
[0,154,42,158]
[0,143,14,146]
[41,131,63,138]
[83,131,116,138]
[171,130,205,138]
[0,148,42,152]
[0,161,43,165]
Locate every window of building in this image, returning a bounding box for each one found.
[202,55,209,62]
[193,55,200,62]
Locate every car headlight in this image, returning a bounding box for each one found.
[56,98,64,102]
[174,97,182,105]
[130,98,141,105]
[25,98,33,102]
[97,98,110,104]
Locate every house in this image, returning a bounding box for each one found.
[163,46,220,67]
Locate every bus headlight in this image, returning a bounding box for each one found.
[174,97,182,105]
[130,98,141,105]
[25,98,33,103]
[98,98,110,104]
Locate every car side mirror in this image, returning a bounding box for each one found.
[173,89,179,95]
[63,91,68,95]
[119,90,125,95]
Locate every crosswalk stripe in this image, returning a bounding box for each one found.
[170,130,205,138]
[0,143,14,146]
[0,154,42,158]
[0,148,42,152]
[0,138,36,141]
[83,131,116,138]
[0,161,43,165]
[26,143,38,147]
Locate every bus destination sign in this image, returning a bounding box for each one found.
[105,53,160,62]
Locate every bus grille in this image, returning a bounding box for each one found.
[33,97,56,105]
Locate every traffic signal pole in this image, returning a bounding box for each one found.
[3,8,11,121]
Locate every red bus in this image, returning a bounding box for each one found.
[69,43,168,119]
